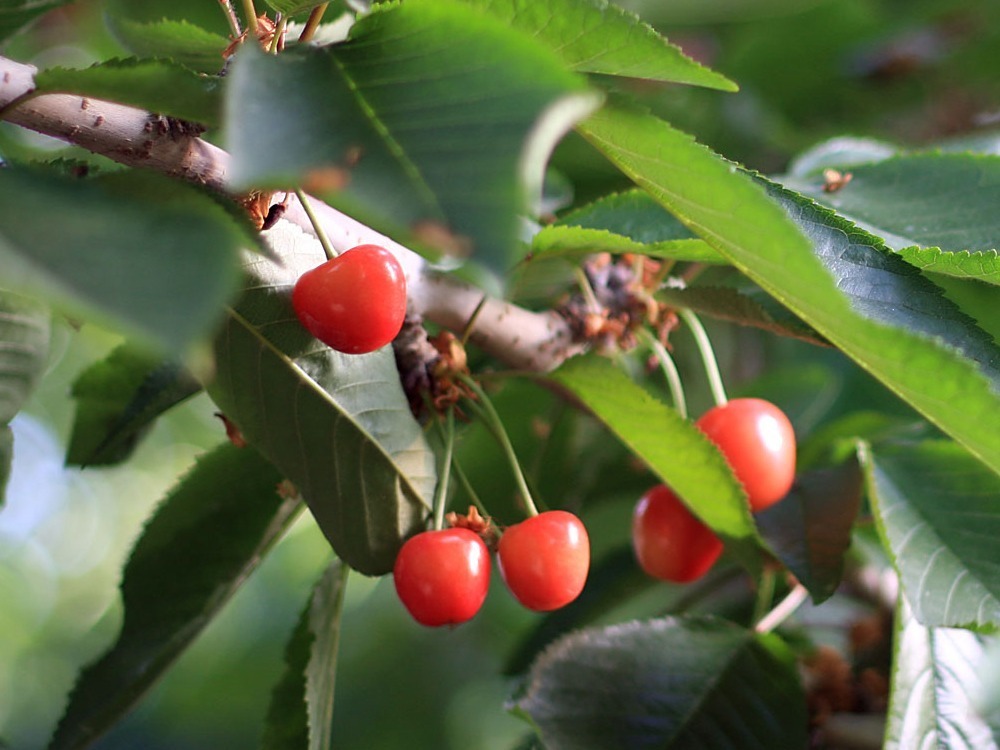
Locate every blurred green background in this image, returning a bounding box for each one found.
[1,0,998,747]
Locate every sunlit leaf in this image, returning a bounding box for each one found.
[456,0,737,90]
[532,225,722,264]
[885,597,1000,749]
[577,102,1000,477]
[48,443,300,750]
[861,439,1000,629]
[516,616,806,750]
[896,247,1000,286]
[207,221,435,575]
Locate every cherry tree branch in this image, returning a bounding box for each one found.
[0,54,581,372]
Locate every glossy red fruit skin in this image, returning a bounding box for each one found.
[291,244,406,354]
[695,398,796,512]
[393,528,491,627]
[497,510,590,612]
[632,484,724,583]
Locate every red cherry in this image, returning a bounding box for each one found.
[632,484,723,583]
[292,244,406,354]
[393,528,491,627]
[497,510,589,612]
[695,398,796,512]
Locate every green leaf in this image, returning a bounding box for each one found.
[0,0,70,43]
[885,598,1000,750]
[577,102,1000,478]
[545,355,763,572]
[0,290,51,501]
[455,0,737,90]
[860,439,1000,630]
[516,616,806,750]
[786,153,1000,253]
[262,561,349,750]
[557,187,695,242]
[532,225,722,264]
[207,222,435,576]
[896,247,1000,286]
[34,58,222,128]
[106,18,231,74]
[66,343,201,467]
[48,443,301,750]
[263,0,320,15]
[225,1,599,271]
[0,167,247,356]
[756,461,863,604]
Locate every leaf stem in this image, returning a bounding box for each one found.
[639,328,687,419]
[299,3,329,43]
[678,308,727,407]
[431,408,455,531]
[241,0,259,35]
[754,583,809,634]
[295,189,337,260]
[457,373,540,517]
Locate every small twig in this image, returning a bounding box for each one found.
[299,2,330,43]
[754,583,809,634]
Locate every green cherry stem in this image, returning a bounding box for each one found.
[241,0,258,34]
[449,453,490,519]
[678,308,728,407]
[457,373,540,518]
[639,328,687,419]
[268,15,287,53]
[574,266,602,314]
[295,189,338,260]
[751,567,777,626]
[431,407,456,531]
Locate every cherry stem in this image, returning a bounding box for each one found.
[295,189,338,260]
[218,0,242,37]
[241,0,258,34]
[457,373,540,518]
[299,3,329,43]
[574,266,602,314]
[268,15,287,53]
[431,407,455,531]
[640,328,687,419]
[449,453,490,519]
[678,308,728,407]
[751,567,777,626]
[754,583,809,634]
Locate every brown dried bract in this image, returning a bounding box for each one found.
[446,505,499,547]
[822,168,853,193]
[214,412,247,448]
[223,15,283,58]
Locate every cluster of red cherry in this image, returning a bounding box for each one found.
[633,398,795,583]
[291,244,795,627]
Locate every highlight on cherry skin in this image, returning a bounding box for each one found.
[291,243,407,355]
[392,528,491,627]
[497,510,590,612]
[632,484,724,584]
[695,397,796,513]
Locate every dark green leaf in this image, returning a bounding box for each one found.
[263,0,319,15]
[531,226,723,264]
[546,355,763,573]
[0,290,50,501]
[861,439,1000,629]
[516,616,806,750]
[456,0,737,90]
[885,598,1000,749]
[896,247,1000,286]
[0,0,71,43]
[34,59,222,128]
[225,1,598,271]
[0,167,247,355]
[577,102,1000,477]
[207,222,435,575]
[262,561,349,750]
[66,343,201,467]
[756,461,863,604]
[106,18,231,74]
[48,443,301,750]
[786,153,1000,253]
